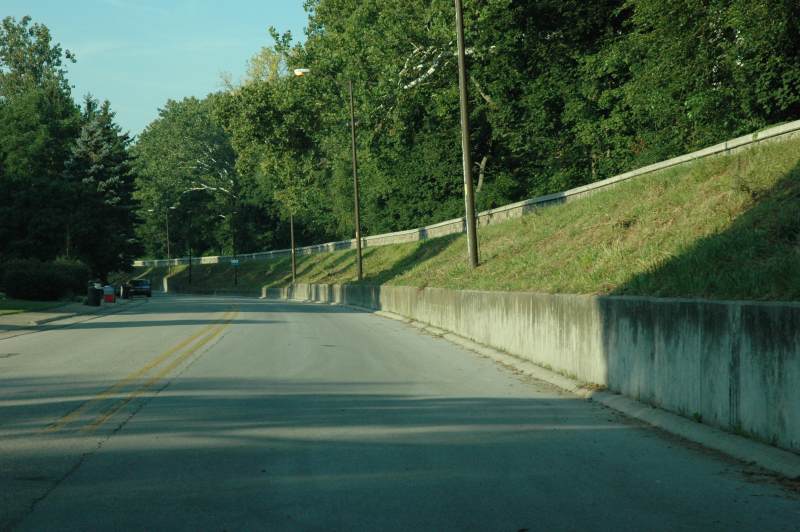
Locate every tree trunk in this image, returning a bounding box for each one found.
[477,154,489,193]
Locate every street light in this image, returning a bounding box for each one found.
[290,212,296,283]
[454,0,479,268]
[167,205,178,276]
[177,187,230,284]
[293,67,364,281]
[168,204,195,285]
[147,206,176,273]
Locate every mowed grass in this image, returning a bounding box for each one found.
[0,297,66,316]
[135,136,800,301]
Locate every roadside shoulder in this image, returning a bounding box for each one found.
[0,298,148,341]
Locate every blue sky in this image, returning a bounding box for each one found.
[4,1,309,136]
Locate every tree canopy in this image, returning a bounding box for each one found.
[197,0,800,254]
[0,16,137,280]
[3,3,800,272]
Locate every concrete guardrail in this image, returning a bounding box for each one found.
[134,119,800,268]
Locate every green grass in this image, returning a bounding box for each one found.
[0,297,67,316]
[134,136,800,301]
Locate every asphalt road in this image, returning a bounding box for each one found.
[1,293,798,531]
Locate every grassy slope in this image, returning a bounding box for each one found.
[0,298,66,316]
[135,136,800,301]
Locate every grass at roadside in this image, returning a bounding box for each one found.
[134,135,800,301]
[0,297,67,316]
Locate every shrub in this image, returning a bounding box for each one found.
[53,258,91,295]
[0,259,36,294]
[1,259,89,301]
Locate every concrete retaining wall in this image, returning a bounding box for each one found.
[134,119,800,269]
[266,283,800,454]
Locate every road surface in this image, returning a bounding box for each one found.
[1,294,798,531]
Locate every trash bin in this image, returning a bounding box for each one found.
[103,285,116,303]
[86,282,102,306]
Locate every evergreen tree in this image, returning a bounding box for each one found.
[64,97,139,278]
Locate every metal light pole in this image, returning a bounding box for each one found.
[455,0,479,268]
[168,205,179,274]
[179,205,192,285]
[294,68,363,281]
[165,209,172,274]
[348,79,364,280]
[147,207,172,274]
[289,211,297,283]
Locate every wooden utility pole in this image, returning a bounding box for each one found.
[348,79,364,280]
[455,0,479,267]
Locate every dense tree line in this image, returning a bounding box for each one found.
[6,1,800,267]
[0,16,138,281]
[136,0,800,259]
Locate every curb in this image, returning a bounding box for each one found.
[0,299,147,342]
[318,302,800,480]
[28,299,147,327]
[29,313,81,326]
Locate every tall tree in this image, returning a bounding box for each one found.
[0,15,74,97]
[0,16,80,262]
[577,0,800,174]
[133,96,251,258]
[140,1,800,260]
[64,97,139,278]
[214,70,336,250]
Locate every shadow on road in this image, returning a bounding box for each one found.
[0,298,367,335]
[1,376,798,531]
[49,318,281,330]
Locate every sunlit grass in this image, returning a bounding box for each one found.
[133,136,800,301]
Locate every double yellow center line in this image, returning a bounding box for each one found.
[45,308,238,434]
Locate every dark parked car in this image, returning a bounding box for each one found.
[124,279,152,298]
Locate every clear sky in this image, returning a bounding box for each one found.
[4,1,309,137]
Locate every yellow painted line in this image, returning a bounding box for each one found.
[82,312,237,433]
[44,309,236,433]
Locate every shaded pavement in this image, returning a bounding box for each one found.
[1,294,798,531]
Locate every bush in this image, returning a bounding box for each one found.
[1,259,89,301]
[0,259,36,294]
[53,258,91,295]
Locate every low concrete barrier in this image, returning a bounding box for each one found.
[134,119,800,269]
[158,278,263,298]
[267,283,800,455]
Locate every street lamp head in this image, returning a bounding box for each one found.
[146,209,154,213]
[293,68,310,77]
[169,206,178,210]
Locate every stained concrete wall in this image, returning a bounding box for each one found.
[134,120,800,269]
[266,283,800,454]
